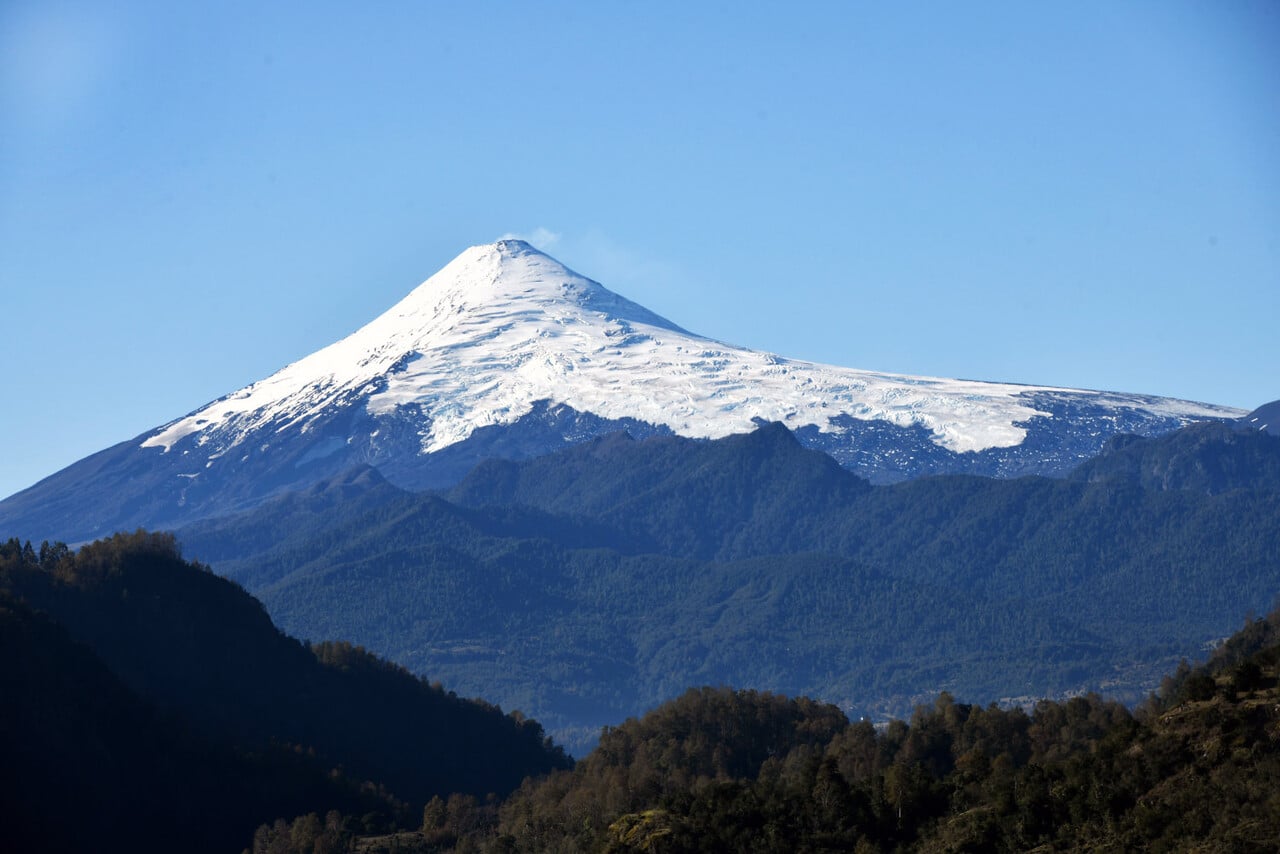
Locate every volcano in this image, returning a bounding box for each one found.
[0,239,1240,543]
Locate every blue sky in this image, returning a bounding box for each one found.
[2,1,1277,501]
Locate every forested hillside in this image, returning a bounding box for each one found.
[177,421,1280,750]
[492,604,1280,852]
[1070,420,1280,493]
[4,524,1275,852]
[247,603,1280,853]
[0,533,568,854]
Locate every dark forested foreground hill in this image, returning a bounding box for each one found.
[0,533,569,854]
[177,421,1280,751]
[253,605,1280,853]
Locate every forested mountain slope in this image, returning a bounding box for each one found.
[0,589,398,854]
[1069,419,1280,493]
[0,533,568,853]
[177,422,1280,752]
[481,605,1280,853]
[252,604,1280,853]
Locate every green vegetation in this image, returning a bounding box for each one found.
[293,605,1280,853]
[176,422,1280,750]
[0,532,568,854]
[4,530,1277,853]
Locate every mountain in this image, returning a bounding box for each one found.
[0,588,393,854]
[175,420,1280,753]
[1242,398,1280,436]
[1069,419,1280,494]
[476,606,1280,853]
[0,531,569,852]
[0,239,1240,544]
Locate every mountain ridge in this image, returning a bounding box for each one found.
[0,531,570,851]
[173,419,1280,752]
[137,239,1234,462]
[0,240,1243,544]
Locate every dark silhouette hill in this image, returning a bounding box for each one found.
[0,533,569,853]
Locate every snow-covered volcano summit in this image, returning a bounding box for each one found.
[0,240,1242,542]
[143,239,692,455]
[144,239,1202,461]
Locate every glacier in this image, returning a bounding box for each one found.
[141,240,1231,461]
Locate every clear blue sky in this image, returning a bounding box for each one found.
[2,1,1277,501]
